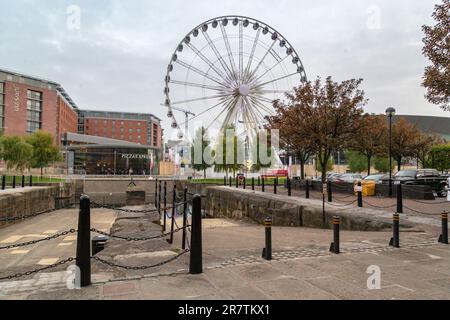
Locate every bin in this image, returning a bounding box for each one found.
[361,181,376,196]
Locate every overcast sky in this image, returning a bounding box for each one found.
[0,0,448,137]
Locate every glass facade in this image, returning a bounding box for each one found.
[26,89,42,133]
[70,147,158,175]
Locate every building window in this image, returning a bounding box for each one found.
[137,122,141,126]
[0,82,4,131]
[26,90,42,133]
[153,124,158,146]
[129,128,133,133]
[137,128,141,134]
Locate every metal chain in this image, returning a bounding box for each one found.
[90,225,189,241]
[403,205,442,215]
[362,201,397,209]
[325,200,357,207]
[92,201,187,213]
[407,199,450,205]
[92,249,190,270]
[0,257,75,281]
[0,229,77,250]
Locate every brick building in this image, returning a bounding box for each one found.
[0,68,78,145]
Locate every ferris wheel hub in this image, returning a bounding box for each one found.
[238,84,250,96]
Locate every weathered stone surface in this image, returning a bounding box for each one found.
[126,190,145,206]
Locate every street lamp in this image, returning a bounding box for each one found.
[385,107,396,197]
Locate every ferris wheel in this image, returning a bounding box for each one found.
[164,15,307,140]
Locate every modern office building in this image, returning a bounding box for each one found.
[0,68,79,145]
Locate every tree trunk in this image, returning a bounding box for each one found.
[300,159,305,179]
[367,155,371,176]
[203,168,206,179]
[40,167,43,178]
[396,157,402,172]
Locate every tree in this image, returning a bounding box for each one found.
[345,150,367,173]
[373,156,393,173]
[267,97,315,179]
[213,125,243,178]
[351,114,387,175]
[391,117,422,171]
[422,0,450,111]
[26,131,62,177]
[315,156,334,174]
[290,77,366,182]
[1,136,32,173]
[191,127,213,179]
[413,132,443,168]
[430,143,450,172]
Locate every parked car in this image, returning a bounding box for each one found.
[363,174,388,184]
[334,173,364,184]
[382,169,448,197]
[327,173,342,182]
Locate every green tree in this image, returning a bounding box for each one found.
[315,157,334,174]
[26,131,62,177]
[1,136,32,173]
[214,125,244,178]
[345,150,366,173]
[430,143,450,172]
[373,156,393,173]
[191,127,213,179]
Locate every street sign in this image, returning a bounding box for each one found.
[322,184,327,195]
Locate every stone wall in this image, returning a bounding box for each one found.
[0,182,76,228]
[204,186,415,231]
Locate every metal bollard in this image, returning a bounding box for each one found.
[224,176,226,186]
[329,216,340,254]
[251,177,255,191]
[389,213,400,248]
[169,185,176,244]
[154,178,158,206]
[229,177,232,187]
[262,217,272,260]
[305,179,310,199]
[288,177,291,196]
[235,176,238,188]
[29,175,32,187]
[396,183,403,214]
[76,195,91,287]
[327,180,332,202]
[12,176,16,189]
[357,181,363,207]
[182,187,188,250]
[274,177,277,194]
[158,180,161,220]
[1,175,5,190]
[21,175,25,188]
[438,212,448,244]
[262,176,265,192]
[189,194,203,274]
[163,181,167,232]
[243,177,246,189]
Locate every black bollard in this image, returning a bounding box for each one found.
[12,176,16,189]
[329,216,340,254]
[288,177,291,196]
[357,181,363,207]
[262,217,272,260]
[182,187,188,250]
[21,175,25,188]
[235,176,239,188]
[389,213,400,248]
[76,195,91,287]
[29,175,32,187]
[163,181,167,232]
[438,212,448,244]
[158,180,161,220]
[274,177,277,194]
[224,176,226,186]
[229,177,232,187]
[262,176,265,192]
[189,194,203,274]
[1,175,5,190]
[396,183,403,214]
[154,178,158,206]
[305,179,310,199]
[251,177,255,191]
[243,177,246,189]
[169,185,176,244]
[327,180,332,202]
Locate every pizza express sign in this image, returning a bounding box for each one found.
[121,153,151,160]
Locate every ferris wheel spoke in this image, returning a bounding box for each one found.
[249,54,290,86]
[248,94,275,104]
[171,93,232,106]
[248,95,275,114]
[175,59,226,87]
[202,31,237,86]
[257,89,293,94]
[177,96,234,127]
[169,80,230,92]
[239,21,244,81]
[184,42,234,87]
[219,24,238,81]
[247,39,277,81]
[244,28,261,81]
[207,96,239,131]
[242,96,263,127]
[253,71,300,89]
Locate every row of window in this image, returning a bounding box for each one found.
[0,82,4,130]
[26,90,42,133]
[86,119,143,127]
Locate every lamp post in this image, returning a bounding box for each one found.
[385,107,396,197]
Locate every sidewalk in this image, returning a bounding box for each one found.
[1,218,450,300]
